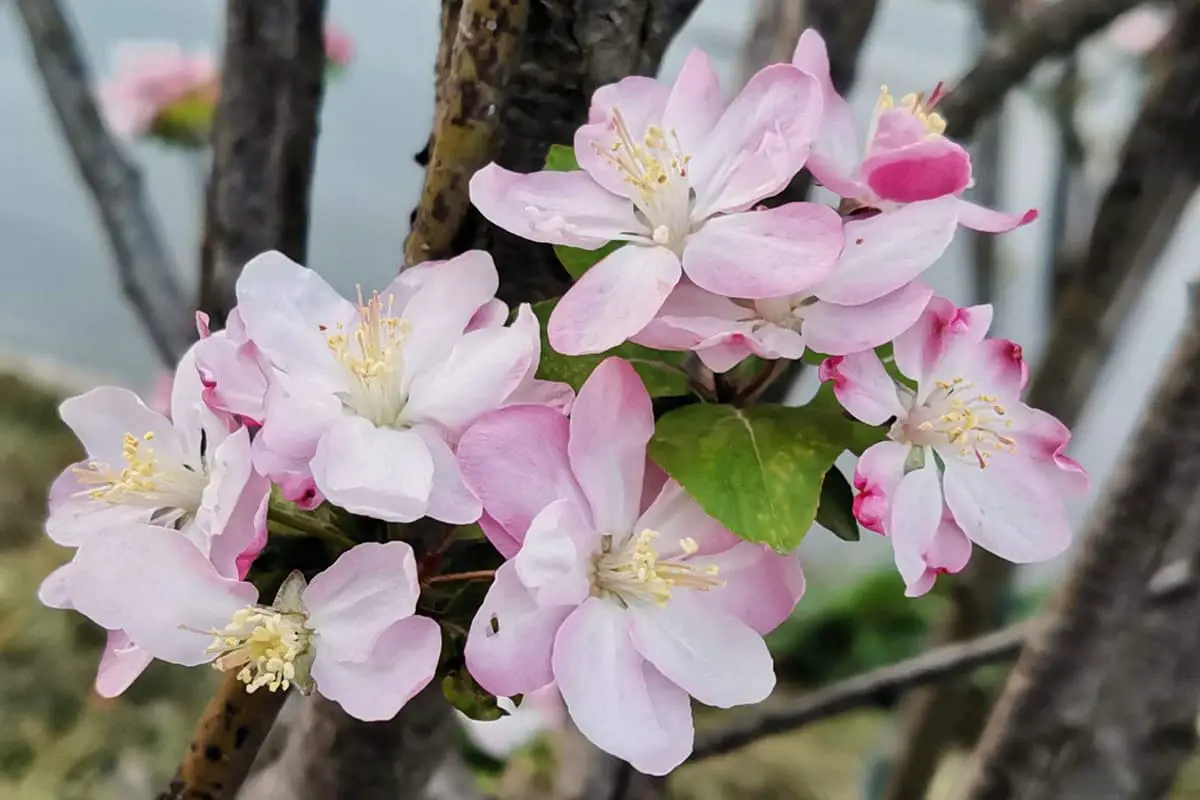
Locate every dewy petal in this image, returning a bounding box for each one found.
[575,76,671,198]
[469,163,647,248]
[552,598,681,774]
[662,49,724,154]
[690,64,822,217]
[411,425,482,525]
[569,358,653,535]
[804,282,934,356]
[95,630,154,698]
[862,137,973,203]
[954,197,1038,233]
[942,457,1072,564]
[892,296,994,388]
[818,352,904,425]
[69,525,257,666]
[889,463,946,594]
[683,203,843,299]
[312,615,441,722]
[310,416,434,523]
[813,198,959,305]
[790,29,863,196]
[304,541,421,662]
[514,499,593,607]
[548,245,682,355]
[630,592,775,708]
[60,386,180,466]
[458,405,587,549]
[466,562,573,697]
[852,441,909,534]
[403,325,534,438]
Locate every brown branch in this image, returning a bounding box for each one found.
[405,0,531,265]
[13,0,193,365]
[939,0,1144,140]
[688,622,1030,762]
[197,0,329,326]
[155,672,288,800]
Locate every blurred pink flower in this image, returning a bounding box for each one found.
[98,42,217,139]
[1107,5,1173,55]
[324,23,356,68]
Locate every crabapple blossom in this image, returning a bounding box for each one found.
[819,298,1088,596]
[65,530,441,721]
[470,50,844,355]
[98,42,218,140]
[634,197,961,371]
[791,30,1037,233]
[458,358,805,774]
[233,249,563,523]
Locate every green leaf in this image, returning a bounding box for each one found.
[649,403,866,551]
[553,241,623,280]
[442,670,506,722]
[816,467,860,541]
[544,143,580,171]
[530,300,690,398]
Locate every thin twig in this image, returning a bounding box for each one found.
[424,569,496,585]
[940,0,1144,139]
[689,622,1030,762]
[198,0,329,325]
[13,0,192,365]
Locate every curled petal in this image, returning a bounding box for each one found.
[818,352,904,425]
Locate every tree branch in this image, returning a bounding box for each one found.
[197,0,329,325]
[939,0,1144,140]
[13,0,193,365]
[688,622,1030,762]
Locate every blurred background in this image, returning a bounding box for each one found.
[1,0,1195,798]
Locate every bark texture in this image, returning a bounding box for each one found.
[198,0,328,325]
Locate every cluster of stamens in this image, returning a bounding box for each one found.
[323,288,413,426]
[205,607,312,693]
[593,529,722,607]
[915,377,1016,468]
[878,83,948,136]
[74,432,160,502]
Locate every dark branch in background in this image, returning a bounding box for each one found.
[197,0,329,326]
[13,0,192,365]
[406,0,531,265]
[689,623,1030,762]
[939,0,1145,140]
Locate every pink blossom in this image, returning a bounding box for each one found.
[193,309,271,429]
[234,250,559,524]
[324,23,356,68]
[63,530,440,721]
[1107,5,1172,54]
[819,298,1088,596]
[457,684,567,759]
[470,50,843,355]
[792,31,1036,233]
[458,358,805,774]
[634,197,960,371]
[98,42,217,139]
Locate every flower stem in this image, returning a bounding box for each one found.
[267,505,355,548]
[424,569,496,585]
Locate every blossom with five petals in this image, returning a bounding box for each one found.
[819,298,1087,595]
[792,30,1036,233]
[470,50,843,355]
[458,358,805,774]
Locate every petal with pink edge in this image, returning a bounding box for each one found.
[629,592,775,708]
[69,525,256,666]
[954,197,1038,233]
[548,244,682,355]
[791,30,863,195]
[515,499,593,607]
[304,541,421,662]
[312,615,441,722]
[903,514,974,598]
[479,512,522,559]
[690,65,822,216]
[466,563,573,697]
[311,416,434,523]
[569,358,654,534]
[198,427,267,579]
[1008,405,1089,496]
[95,630,154,698]
[813,199,958,305]
[942,457,1072,563]
[690,542,805,634]
[862,137,972,203]
[458,404,586,547]
[818,352,904,425]
[552,598,682,775]
[469,164,646,248]
[662,49,724,154]
[852,440,909,533]
[892,297,994,388]
[683,203,842,299]
[803,281,934,356]
[888,462,946,594]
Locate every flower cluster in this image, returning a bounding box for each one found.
[41,28,1087,777]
